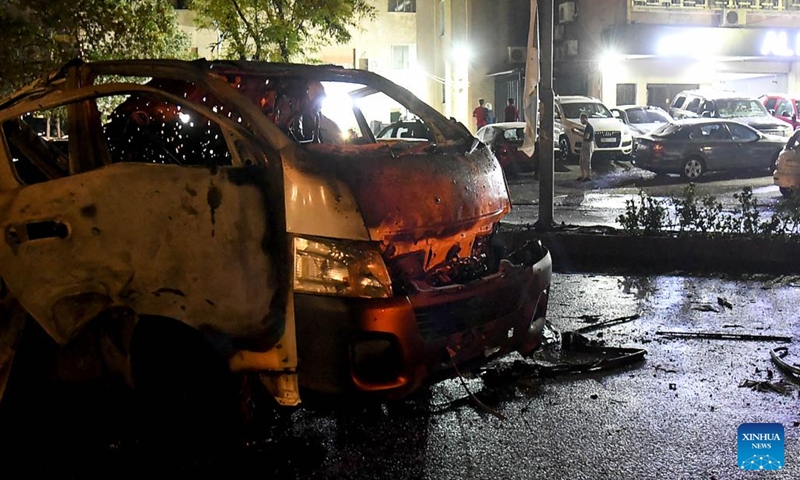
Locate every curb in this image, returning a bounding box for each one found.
[498,228,800,275]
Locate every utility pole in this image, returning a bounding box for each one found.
[535,0,555,230]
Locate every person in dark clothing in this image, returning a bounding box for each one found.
[578,113,594,181]
[504,98,519,122]
[473,98,488,130]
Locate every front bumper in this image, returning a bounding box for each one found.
[294,249,552,399]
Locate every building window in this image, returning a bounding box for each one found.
[391,45,410,70]
[616,84,636,106]
[389,0,416,12]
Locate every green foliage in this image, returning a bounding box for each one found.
[0,1,191,95]
[617,190,668,236]
[617,184,800,240]
[189,0,376,61]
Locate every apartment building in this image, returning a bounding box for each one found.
[554,0,800,109]
[170,1,531,132]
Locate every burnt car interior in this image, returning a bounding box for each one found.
[2,68,463,188]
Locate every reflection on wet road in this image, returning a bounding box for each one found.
[259,273,800,479]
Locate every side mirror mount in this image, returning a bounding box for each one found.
[612,111,621,119]
[769,108,776,115]
[793,114,797,122]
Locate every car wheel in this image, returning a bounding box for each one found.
[780,187,793,198]
[681,157,705,180]
[559,137,574,164]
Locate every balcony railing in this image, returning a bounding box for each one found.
[631,0,800,10]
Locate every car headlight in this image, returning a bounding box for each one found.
[294,236,393,298]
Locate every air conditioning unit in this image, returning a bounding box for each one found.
[565,39,578,56]
[720,9,746,27]
[508,46,527,64]
[559,2,577,24]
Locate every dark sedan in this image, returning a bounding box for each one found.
[632,119,786,179]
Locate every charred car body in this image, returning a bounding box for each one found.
[0,60,551,416]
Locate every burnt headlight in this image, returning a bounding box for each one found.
[293,236,393,298]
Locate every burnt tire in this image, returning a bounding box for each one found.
[681,157,705,180]
[130,317,242,458]
[780,187,793,198]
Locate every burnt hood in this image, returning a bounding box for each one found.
[301,142,510,268]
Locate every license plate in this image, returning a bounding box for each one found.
[600,137,616,143]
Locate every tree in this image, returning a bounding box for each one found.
[0,0,191,95]
[189,0,376,62]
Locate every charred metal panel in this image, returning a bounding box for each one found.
[0,163,279,349]
[303,143,509,271]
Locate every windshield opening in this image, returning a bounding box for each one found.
[561,102,612,119]
[716,99,769,119]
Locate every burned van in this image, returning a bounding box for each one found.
[0,60,551,416]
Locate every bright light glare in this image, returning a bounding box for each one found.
[178,112,191,124]
[451,43,473,62]
[657,30,720,59]
[319,82,357,133]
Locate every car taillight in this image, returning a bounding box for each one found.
[652,142,665,155]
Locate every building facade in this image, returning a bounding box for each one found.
[170,0,531,133]
[554,0,800,110]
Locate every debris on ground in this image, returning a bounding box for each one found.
[692,304,720,313]
[722,324,744,329]
[572,314,602,323]
[770,346,800,380]
[656,331,792,343]
[761,275,800,289]
[575,313,641,334]
[668,383,677,390]
[717,297,733,310]
[738,379,793,395]
[654,365,677,373]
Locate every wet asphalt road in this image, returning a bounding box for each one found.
[10,275,799,479]
[247,273,800,480]
[503,161,782,228]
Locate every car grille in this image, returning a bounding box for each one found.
[414,295,521,340]
[595,131,621,148]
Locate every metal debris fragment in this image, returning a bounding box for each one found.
[716,297,733,310]
[739,379,792,394]
[692,304,720,313]
[575,313,641,334]
[656,331,792,343]
[447,347,506,421]
[770,346,800,379]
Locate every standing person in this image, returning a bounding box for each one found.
[578,113,594,181]
[504,98,519,122]
[473,98,488,130]
[485,102,495,124]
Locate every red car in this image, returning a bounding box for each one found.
[760,93,800,130]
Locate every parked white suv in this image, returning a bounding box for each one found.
[556,96,634,161]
